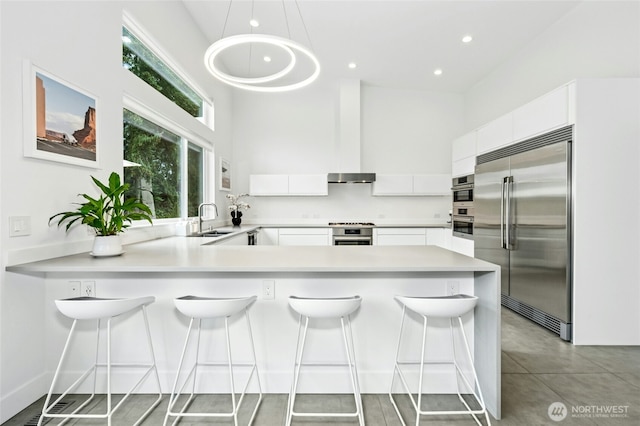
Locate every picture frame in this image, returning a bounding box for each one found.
[23,61,99,168]
[219,157,231,191]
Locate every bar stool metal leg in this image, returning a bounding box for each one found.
[455,316,491,426]
[286,314,364,426]
[286,315,309,426]
[165,298,263,426]
[342,316,365,426]
[39,298,162,426]
[389,295,491,426]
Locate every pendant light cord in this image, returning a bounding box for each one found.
[282,0,291,39]
[220,0,233,40]
[294,0,315,52]
[248,0,255,76]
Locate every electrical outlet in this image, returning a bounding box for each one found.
[262,280,275,300]
[81,281,96,297]
[447,280,459,295]
[69,281,81,297]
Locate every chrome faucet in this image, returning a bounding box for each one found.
[198,202,218,234]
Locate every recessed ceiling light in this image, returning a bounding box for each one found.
[249,19,260,28]
[462,35,473,43]
[434,69,443,76]
[348,62,357,69]
[263,56,272,63]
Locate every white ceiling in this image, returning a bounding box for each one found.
[182,0,582,92]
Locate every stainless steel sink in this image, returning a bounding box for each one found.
[190,230,234,237]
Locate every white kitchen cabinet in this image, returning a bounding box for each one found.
[452,156,476,177]
[249,175,289,196]
[372,174,450,196]
[452,131,477,177]
[257,228,279,245]
[375,228,426,245]
[452,131,476,162]
[425,228,448,248]
[451,236,474,257]
[288,174,328,196]
[249,174,328,196]
[412,175,450,195]
[278,228,331,246]
[513,85,569,142]
[371,175,413,195]
[476,112,513,155]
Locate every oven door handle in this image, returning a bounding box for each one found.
[333,236,373,244]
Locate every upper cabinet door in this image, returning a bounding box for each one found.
[288,174,328,196]
[452,131,476,162]
[372,174,414,195]
[476,113,513,155]
[513,85,569,142]
[249,174,328,196]
[412,175,450,195]
[249,174,289,196]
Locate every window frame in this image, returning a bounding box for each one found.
[123,98,212,221]
[122,13,214,127]
[120,13,217,224]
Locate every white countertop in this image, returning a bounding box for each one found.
[6,237,495,274]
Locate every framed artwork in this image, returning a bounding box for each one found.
[219,157,231,191]
[23,61,99,168]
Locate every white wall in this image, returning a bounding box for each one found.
[231,83,463,224]
[464,0,640,131]
[0,1,230,421]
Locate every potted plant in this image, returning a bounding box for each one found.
[226,193,250,226]
[49,172,153,256]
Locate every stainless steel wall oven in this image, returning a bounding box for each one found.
[452,175,474,239]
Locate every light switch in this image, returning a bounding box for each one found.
[9,216,31,237]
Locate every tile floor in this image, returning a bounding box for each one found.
[3,309,639,425]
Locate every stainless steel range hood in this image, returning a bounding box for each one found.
[327,172,376,183]
[328,80,377,184]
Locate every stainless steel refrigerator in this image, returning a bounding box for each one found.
[474,126,572,341]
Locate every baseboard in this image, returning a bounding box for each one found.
[0,372,47,424]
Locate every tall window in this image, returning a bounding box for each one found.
[122,26,204,118]
[123,109,203,219]
[187,143,204,217]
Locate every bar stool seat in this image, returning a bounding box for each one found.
[286,295,364,426]
[395,294,479,318]
[56,295,155,319]
[39,296,162,426]
[288,295,362,318]
[389,294,491,426]
[164,295,262,426]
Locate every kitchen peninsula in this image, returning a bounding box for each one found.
[6,238,501,419]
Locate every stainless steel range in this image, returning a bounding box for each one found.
[329,222,375,245]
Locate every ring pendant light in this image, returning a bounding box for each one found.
[203,0,320,92]
[204,34,297,85]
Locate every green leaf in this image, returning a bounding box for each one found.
[49,171,154,236]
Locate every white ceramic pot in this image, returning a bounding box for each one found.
[92,235,123,257]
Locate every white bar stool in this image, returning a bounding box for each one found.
[389,294,491,426]
[164,295,263,426]
[39,296,162,426]
[286,295,364,426]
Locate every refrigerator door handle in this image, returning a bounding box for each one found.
[504,176,514,250]
[501,178,506,248]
